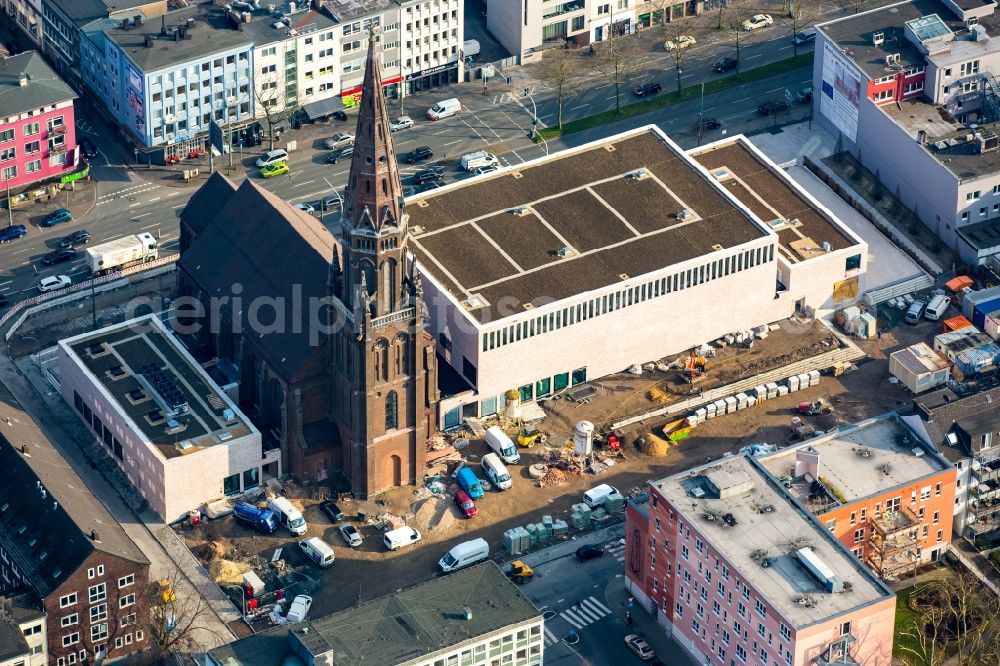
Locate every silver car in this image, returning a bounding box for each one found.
[324,133,354,150]
[338,523,362,547]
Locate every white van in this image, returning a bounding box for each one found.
[481,453,512,491]
[485,425,520,464]
[438,537,490,572]
[268,497,307,536]
[924,294,949,321]
[384,526,422,551]
[298,537,335,568]
[256,148,288,167]
[583,483,623,509]
[460,151,499,172]
[427,98,461,120]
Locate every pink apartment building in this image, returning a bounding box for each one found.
[625,455,896,666]
[0,51,76,192]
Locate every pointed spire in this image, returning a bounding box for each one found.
[343,27,406,235]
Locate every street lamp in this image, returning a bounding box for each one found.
[522,88,548,156]
[319,183,344,226]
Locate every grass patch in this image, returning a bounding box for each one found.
[894,586,923,664]
[538,53,814,140]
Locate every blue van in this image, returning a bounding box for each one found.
[456,466,485,499]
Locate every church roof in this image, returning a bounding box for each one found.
[180,171,238,237]
[178,179,338,382]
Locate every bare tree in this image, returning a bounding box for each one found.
[593,32,643,113]
[845,0,866,14]
[721,0,754,75]
[536,49,581,130]
[786,0,821,57]
[146,573,225,661]
[252,73,298,151]
[897,601,948,666]
[663,17,698,93]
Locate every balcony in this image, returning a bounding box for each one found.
[866,507,920,580]
[816,634,859,665]
[542,0,585,19]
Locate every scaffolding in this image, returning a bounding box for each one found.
[866,506,920,580]
[980,72,1000,124]
[969,457,1000,535]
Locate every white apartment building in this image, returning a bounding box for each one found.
[0,592,47,666]
[4,0,44,47]
[406,125,867,429]
[56,315,279,523]
[206,563,543,666]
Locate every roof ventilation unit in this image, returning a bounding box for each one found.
[885,53,901,68]
[512,206,531,217]
[175,439,194,453]
[873,31,884,45]
[625,167,650,180]
[796,547,844,592]
[222,408,236,422]
[977,129,999,154]
[676,208,694,221]
[557,246,576,258]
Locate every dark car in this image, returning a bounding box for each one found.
[326,146,353,163]
[758,99,790,116]
[633,82,662,97]
[41,248,78,266]
[0,224,27,243]
[417,180,445,193]
[321,195,343,212]
[713,56,738,73]
[331,110,348,122]
[795,86,814,104]
[403,146,433,164]
[320,500,343,522]
[792,30,817,46]
[413,166,445,184]
[698,117,723,131]
[576,544,604,562]
[59,229,91,248]
[41,208,73,227]
[79,137,99,159]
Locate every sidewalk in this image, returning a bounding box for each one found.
[606,572,697,666]
[952,539,1000,594]
[0,351,241,654]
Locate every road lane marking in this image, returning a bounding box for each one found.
[293,179,316,187]
[148,197,161,202]
[172,203,186,209]
[131,212,151,219]
[140,223,159,230]
[443,140,462,146]
[569,104,589,111]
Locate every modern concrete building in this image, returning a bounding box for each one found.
[0,424,149,665]
[4,0,45,47]
[758,415,957,576]
[814,0,1000,264]
[906,385,1000,538]
[79,4,254,159]
[409,128,866,429]
[625,454,896,666]
[56,314,273,523]
[0,52,78,192]
[0,592,46,666]
[204,562,544,666]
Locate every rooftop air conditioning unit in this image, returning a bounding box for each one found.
[512,206,531,217]
[885,53,901,67]
[677,208,694,220]
[626,167,650,180]
[873,31,884,45]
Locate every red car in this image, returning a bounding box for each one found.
[454,489,478,518]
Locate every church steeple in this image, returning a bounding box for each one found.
[340,29,408,318]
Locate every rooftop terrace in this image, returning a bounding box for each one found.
[406,126,769,323]
[689,138,857,263]
[61,315,253,459]
[759,415,950,512]
[656,456,891,628]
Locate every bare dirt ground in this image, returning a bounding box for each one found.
[180,316,937,620]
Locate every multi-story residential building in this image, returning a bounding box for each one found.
[0,592,46,666]
[626,454,896,666]
[79,4,254,161]
[0,425,149,664]
[5,0,44,47]
[41,0,166,88]
[406,127,867,429]
[0,51,78,192]
[205,562,544,666]
[759,415,957,578]
[56,314,275,523]
[906,385,1000,538]
[814,0,1000,265]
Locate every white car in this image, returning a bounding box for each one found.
[390,116,413,132]
[624,634,655,661]
[743,14,773,30]
[39,275,72,293]
[323,133,354,149]
[285,595,312,623]
[664,35,696,51]
[338,523,363,547]
[294,203,316,214]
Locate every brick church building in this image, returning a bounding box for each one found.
[177,35,439,497]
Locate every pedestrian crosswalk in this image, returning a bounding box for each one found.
[558,596,612,630]
[543,626,560,646]
[606,540,626,562]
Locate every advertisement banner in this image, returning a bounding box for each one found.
[820,41,862,142]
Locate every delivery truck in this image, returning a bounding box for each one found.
[86,232,158,275]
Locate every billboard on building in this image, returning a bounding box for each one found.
[820,41,861,141]
[126,62,145,136]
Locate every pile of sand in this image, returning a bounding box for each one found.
[639,431,671,458]
[647,387,672,405]
[412,497,456,534]
[193,540,227,561]
[208,559,252,584]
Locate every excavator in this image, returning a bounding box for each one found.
[682,350,707,382]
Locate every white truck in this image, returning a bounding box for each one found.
[86,233,158,275]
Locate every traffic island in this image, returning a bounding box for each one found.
[537,53,814,141]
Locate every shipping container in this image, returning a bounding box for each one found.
[985,310,1000,340]
[946,275,974,292]
[963,286,1000,321]
[973,297,1000,329]
[942,315,972,333]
